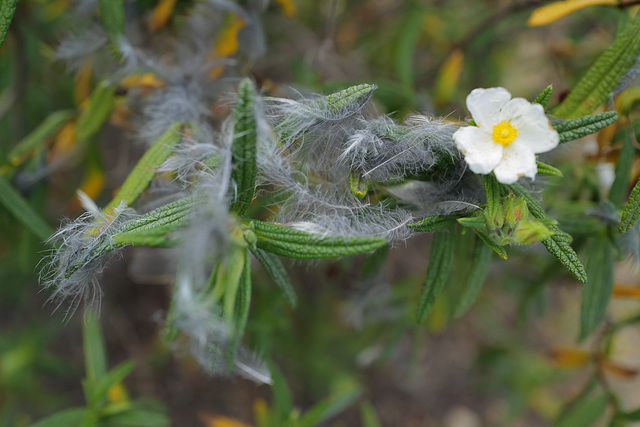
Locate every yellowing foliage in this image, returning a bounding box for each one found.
[199,413,253,427]
[435,49,464,104]
[148,0,178,32]
[528,0,618,27]
[275,0,296,18]
[612,284,640,298]
[75,62,93,106]
[549,347,592,368]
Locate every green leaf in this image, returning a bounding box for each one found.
[536,161,563,177]
[618,407,640,421]
[111,195,201,247]
[619,176,640,233]
[102,408,170,427]
[30,408,88,427]
[230,79,258,215]
[0,173,54,241]
[394,10,424,90]
[88,361,135,408]
[610,130,635,208]
[579,236,615,340]
[83,311,107,382]
[553,111,618,143]
[6,109,75,167]
[226,250,251,364]
[453,238,493,318]
[76,81,116,142]
[98,0,125,55]
[553,12,640,119]
[0,0,18,48]
[554,393,608,427]
[269,364,294,422]
[250,246,297,307]
[349,170,369,198]
[322,83,377,115]
[534,84,553,107]
[408,214,458,232]
[483,173,504,228]
[298,387,363,427]
[360,401,382,427]
[416,229,456,323]
[248,220,387,259]
[509,184,587,284]
[104,122,184,211]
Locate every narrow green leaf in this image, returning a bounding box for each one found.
[610,130,635,208]
[76,81,116,142]
[250,246,297,307]
[269,363,294,422]
[536,161,563,177]
[298,387,363,427]
[248,220,387,259]
[7,110,75,166]
[472,228,508,260]
[579,236,615,340]
[83,311,107,382]
[553,111,618,143]
[533,84,553,107]
[102,409,170,427]
[409,214,458,232]
[230,79,258,215]
[0,0,18,48]
[98,0,125,55]
[619,176,640,233]
[89,361,135,408]
[553,12,640,119]
[394,11,423,90]
[554,393,608,427]
[349,170,369,198]
[322,83,376,115]
[483,173,503,227]
[416,229,456,323]
[619,407,640,421]
[0,174,54,241]
[510,184,587,283]
[453,238,493,318]
[226,249,251,362]
[111,195,201,247]
[360,401,382,427]
[104,122,184,211]
[30,408,88,427]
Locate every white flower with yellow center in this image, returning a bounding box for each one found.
[453,87,559,184]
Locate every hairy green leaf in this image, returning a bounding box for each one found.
[7,110,75,167]
[553,12,640,119]
[536,161,563,177]
[0,0,18,48]
[453,239,493,318]
[483,173,503,228]
[408,214,458,232]
[98,0,125,55]
[610,130,635,208]
[322,83,376,115]
[553,111,618,143]
[230,79,258,215]
[105,122,184,211]
[248,220,387,259]
[416,229,456,323]
[0,173,54,241]
[250,246,297,307]
[509,184,586,283]
[533,84,553,107]
[619,176,640,233]
[579,236,615,340]
[76,81,116,142]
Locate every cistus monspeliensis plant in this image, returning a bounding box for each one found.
[5,0,640,425]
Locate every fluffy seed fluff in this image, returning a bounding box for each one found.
[40,196,137,318]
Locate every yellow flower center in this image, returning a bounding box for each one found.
[492,120,518,147]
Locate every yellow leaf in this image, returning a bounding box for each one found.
[148,0,178,32]
[549,347,592,368]
[198,413,253,427]
[434,49,464,104]
[600,359,639,379]
[49,120,77,161]
[253,398,269,427]
[66,164,105,213]
[75,61,93,106]
[215,16,246,57]
[528,0,618,27]
[275,0,296,18]
[612,284,640,298]
[107,382,129,403]
[119,73,166,90]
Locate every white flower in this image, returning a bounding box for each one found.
[453,87,559,184]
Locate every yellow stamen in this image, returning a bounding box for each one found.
[492,120,518,147]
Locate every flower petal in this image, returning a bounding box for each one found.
[453,126,503,174]
[466,87,511,128]
[493,144,537,184]
[501,98,559,153]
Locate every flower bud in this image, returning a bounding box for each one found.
[504,197,528,228]
[514,219,554,244]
